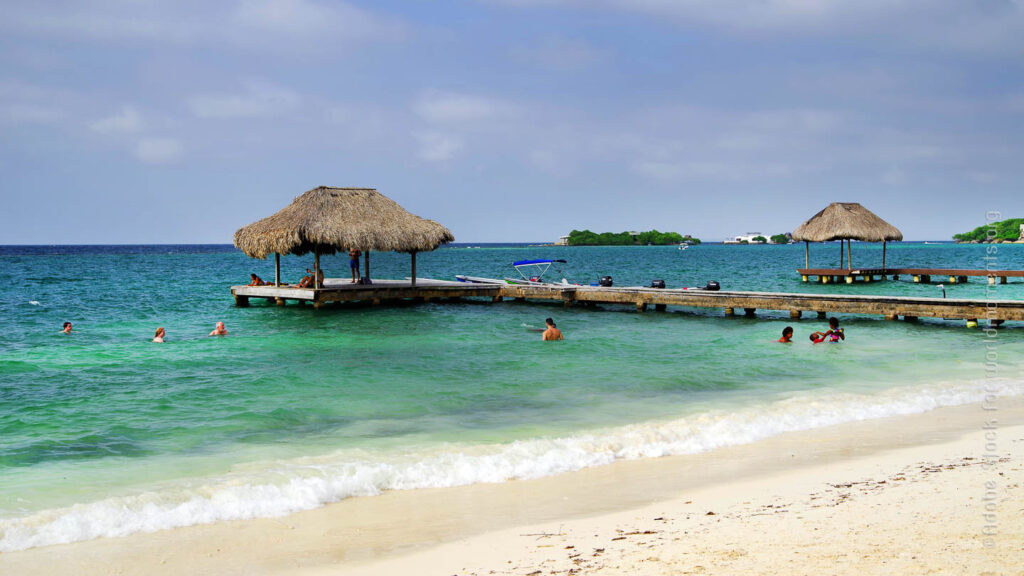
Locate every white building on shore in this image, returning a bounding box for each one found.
[723,232,765,244]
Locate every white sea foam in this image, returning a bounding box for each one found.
[2,378,1021,552]
[28,301,41,306]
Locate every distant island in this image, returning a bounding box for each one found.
[953,218,1024,243]
[564,229,700,246]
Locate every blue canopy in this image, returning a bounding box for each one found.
[513,259,567,266]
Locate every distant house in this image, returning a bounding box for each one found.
[554,235,570,246]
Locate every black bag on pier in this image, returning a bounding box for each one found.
[599,276,613,287]
[651,279,666,289]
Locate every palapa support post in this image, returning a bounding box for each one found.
[410,251,417,288]
[839,240,843,269]
[363,251,371,283]
[847,239,852,270]
[805,241,809,269]
[275,253,281,286]
[314,251,321,290]
[882,241,887,272]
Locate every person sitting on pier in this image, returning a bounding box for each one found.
[778,326,793,343]
[247,273,266,286]
[542,318,563,341]
[348,248,362,283]
[825,317,845,342]
[209,321,228,336]
[297,269,313,288]
[153,327,165,343]
[61,321,72,334]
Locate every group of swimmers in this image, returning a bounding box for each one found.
[246,249,366,288]
[60,322,229,342]
[778,317,845,344]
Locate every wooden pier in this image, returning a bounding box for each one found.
[798,267,1024,285]
[232,279,502,308]
[233,278,1024,324]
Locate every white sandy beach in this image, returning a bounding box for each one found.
[2,398,1021,576]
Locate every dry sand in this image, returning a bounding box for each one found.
[2,398,1022,576]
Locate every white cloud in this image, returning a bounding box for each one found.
[414,131,464,163]
[413,90,519,125]
[134,138,183,164]
[231,0,405,45]
[0,0,405,54]
[489,0,1024,54]
[90,106,144,134]
[188,80,300,119]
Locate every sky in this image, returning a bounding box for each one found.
[1,0,1023,244]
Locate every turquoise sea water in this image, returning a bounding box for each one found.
[1,242,1023,550]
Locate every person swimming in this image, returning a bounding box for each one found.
[778,326,793,343]
[209,321,228,336]
[825,317,845,342]
[153,327,165,343]
[61,321,72,334]
[542,317,563,341]
[809,331,826,344]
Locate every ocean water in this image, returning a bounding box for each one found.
[1,242,1023,551]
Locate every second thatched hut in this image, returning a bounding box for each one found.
[234,186,454,287]
[792,202,903,270]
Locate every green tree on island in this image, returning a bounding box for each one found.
[751,236,768,244]
[567,229,699,246]
[953,218,1024,242]
[770,234,789,244]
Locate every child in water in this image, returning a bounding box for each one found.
[825,317,845,342]
[778,326,793,343]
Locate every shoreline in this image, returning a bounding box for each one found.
[2,397,1021,575]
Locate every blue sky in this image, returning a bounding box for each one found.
[1,0,1023,243]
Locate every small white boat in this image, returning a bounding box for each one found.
[678,243,689,250]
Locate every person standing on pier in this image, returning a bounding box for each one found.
[348,248,362,283]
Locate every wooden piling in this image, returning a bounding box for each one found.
[744,308,756,317]
[275,297,286,306]
[789,310,801,319]
[724,307,735,316]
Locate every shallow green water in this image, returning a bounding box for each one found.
[1,243,1022,550]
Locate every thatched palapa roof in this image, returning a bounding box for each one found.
[234,187,454,259]
[791,202,902,243]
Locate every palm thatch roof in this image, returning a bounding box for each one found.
[234,187,454,259]
[792,202,903,243]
